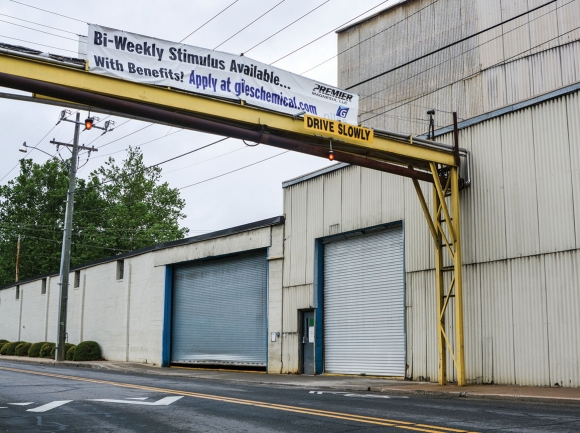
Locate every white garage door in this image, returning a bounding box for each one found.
[323,227,405,376]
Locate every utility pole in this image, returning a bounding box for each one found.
[15,235,20,282]
[52,110,105,361]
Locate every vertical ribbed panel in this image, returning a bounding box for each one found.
[511,256,550,386]
[476,0,504,69]
[501,109,540,258]
[560,41,580,86]
[360,167,382,228]
[341,166,361,233]
[407,272,426,381]
[529,0,559,53]
[532,100,575,253]
[444,270,457,383]
[471,118,507,263]
[545,251,580,387]
[423,269,438,383]
[282,333,299,374]
[480,260,515,384]
[404,178,432,272]
[557,0,580,44]
[283,187,292,287]
[171,251,267,365]
[305,177,324,285]
[463,264,482,384]
[504,58,532,105]
[530,49,563,96]
[323,170,342,236]
[565,92,580,248]
[501,0,531,60]
[289,183,308,287]
[282,285,312,332]
[481,66,507,112]
[381,172,405,223]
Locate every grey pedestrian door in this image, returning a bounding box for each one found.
[323,226,405,376]
[301,310,315,374]
[171,250,267,366]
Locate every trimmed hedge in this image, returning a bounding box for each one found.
[28,342,45,358]
[15,342,31,357]
[0,339,8,345]
[39,342,56,358]
[66,345,76,361]
[50,343,75,359]
[0,343,10,355]
[73,341,101,361]
[3,341,24,356]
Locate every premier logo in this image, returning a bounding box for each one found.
[336,106,349,118]
[312,84,354,103]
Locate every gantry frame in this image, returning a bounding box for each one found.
[0,49,466,386]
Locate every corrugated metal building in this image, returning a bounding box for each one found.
[272,0,580,386]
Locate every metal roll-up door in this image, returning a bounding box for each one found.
[171,250,267,366]
[323,227,405,376]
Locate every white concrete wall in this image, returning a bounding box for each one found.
[0,223,284,369]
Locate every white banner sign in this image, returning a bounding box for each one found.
[86,24,359,124]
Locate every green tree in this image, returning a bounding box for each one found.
[0,147,188,286]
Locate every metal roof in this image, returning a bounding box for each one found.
[0,216,284,291]
[336,0,412,34]
[282,162,350,188]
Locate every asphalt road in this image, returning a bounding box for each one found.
[0,361,579,432]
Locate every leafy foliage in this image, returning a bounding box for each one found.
[3,341,24,356]
[66,345,76,361]
[39,342,55,358]
[73,341,101,361]
[0,342,10,355]
[0,147,188,285]
[15,342,31,356]
[28,342,45,358]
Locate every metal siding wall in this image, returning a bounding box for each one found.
[463,265,483,384]
[470,118,508,263]
[305,177,324,285]
[565,92,580,249]
[544,251,580,387]
[283,188,292,287]
[510,256,550,386]
[381,172,405,223]
[323,170,342,236]
[532,99,576,253]
[500,109,541,258]
[480,260,515,384]
[341,166,361,233]
[360,167,383,228]
[289,183,308,287]
[171,251,268,365]
[404,178,432,272]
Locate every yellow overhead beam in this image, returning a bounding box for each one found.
[0,53,456,166]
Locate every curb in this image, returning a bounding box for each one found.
[2,357,580,405]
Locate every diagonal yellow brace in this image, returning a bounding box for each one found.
[430,162,456,242]
[439,325,458,368]
[439,276,455,321]
[412,179,437,242]
[433,218,455,260]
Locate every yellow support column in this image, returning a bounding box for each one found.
[433,185,447,385]
[451,167,466,386]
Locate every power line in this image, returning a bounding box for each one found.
[0,13,79,35]
[361,25,580,123]
[269,0,391,65]
[346,0,559,90]
[0,19,81,42]
[178,150,289,190]
[163,145,248,175]
[214,0,286,50]
[300,0,441,75]
[243,0,332,55]
[358,0,577,106]
[0,34,77,53]
[180,0,240,43]
[89,127,182,159]
[8,1,86,23]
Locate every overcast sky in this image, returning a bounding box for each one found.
[0,0,400,235]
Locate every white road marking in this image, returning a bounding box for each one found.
[27,401,73,413]
[309,391,408,399]
[0,407,7,409]
[8,402,34,406]
[125,397,148,400]
[90,396,183,406]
